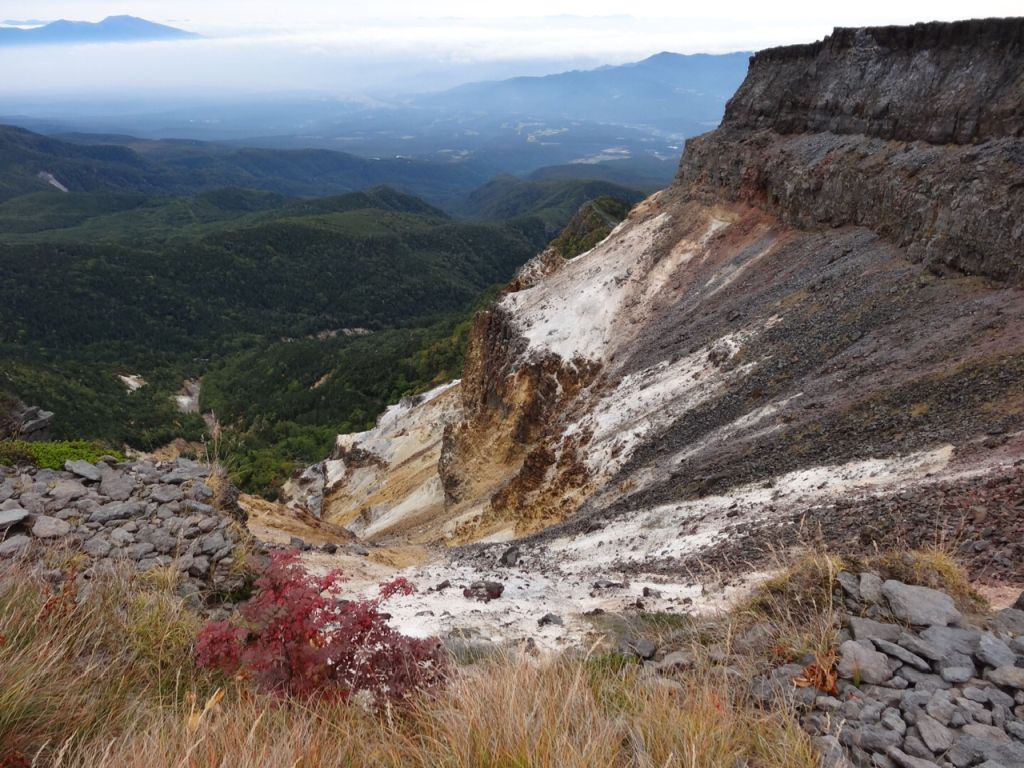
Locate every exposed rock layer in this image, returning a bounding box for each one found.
[680,18,1024,283]
[300,20,1024,579]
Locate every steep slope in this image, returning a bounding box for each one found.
[292,19,1024,594]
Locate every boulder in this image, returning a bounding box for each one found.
[498,545,520,566]
[0,534,30,556]
[838,640,894,685]
[91,501,145,524]
[0,507,28,530]
[64,460,101,483]
[976,635,1016,669]
[47,479,87,501]
[99,468,134,501]
[31,515,71,538]
[882,581,962,627]
[463,581,504,602]
[985,666,1024,690]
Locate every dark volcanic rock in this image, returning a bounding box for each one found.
[680,18,1024,283]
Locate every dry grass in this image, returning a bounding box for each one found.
[2,544,982,767]
[0,555,820,768]
[57,654,818,768]
[0,559,212,763]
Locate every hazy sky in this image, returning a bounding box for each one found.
[3,1,1021,98]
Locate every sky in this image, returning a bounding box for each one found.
[2,1,1021,98]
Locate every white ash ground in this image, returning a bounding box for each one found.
[289,442,1008,651]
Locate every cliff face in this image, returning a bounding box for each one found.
[681,19,1024,283]
[295,20,1024,579]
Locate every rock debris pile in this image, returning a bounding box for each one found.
[762,573,1024,768]
[0,457,252,601]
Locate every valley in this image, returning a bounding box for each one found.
[1,13,1023,768]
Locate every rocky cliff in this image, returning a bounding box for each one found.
[293,19,1024,586]
[680,19,1024,283]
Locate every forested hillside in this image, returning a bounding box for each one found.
[0,137,638,495]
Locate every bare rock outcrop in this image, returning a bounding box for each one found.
[298,19,1024,572]
[680,18,1024,282]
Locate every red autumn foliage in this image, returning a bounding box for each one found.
[195,550,446,701]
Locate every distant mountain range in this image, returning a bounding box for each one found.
[0,15,199,46]
[420,51,751,134]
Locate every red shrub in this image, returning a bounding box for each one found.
[196,550,446,701]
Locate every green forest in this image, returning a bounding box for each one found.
[0,125,637,497]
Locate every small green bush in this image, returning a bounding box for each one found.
[0,440,124,470]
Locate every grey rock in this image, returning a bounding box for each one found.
[149,530,179,554]
[0,507,29,530]
[885,748,940,768]
[537,613,562,627]
[124,543,156,560]
[191,481,214,499]
[899,667,952,692]
[197,517,218,533]
[64,460,101,482]
[48,478,87,501]
[839,640,894,685]
[624,638,658,661]
[814,734,853,768]
[881,707,908,735]
[838,571,861,599]
[0,534,30,556]
[184,500,215,515]
[657,650,695,672]
[924,690,957,724]
[83,537,112,558]
[985,666,1024,690]
[91,501,145,524]
[882,580,961,627]
[31,515,71,538]
[498,545,520,566]
[849,616,903,642]
[988,609,1024,636]
[941,667,976,684]
[920,626,982,656]
[872,754,897,768]
[200,532,226,555]
[110,528,136,545]
[841,724,903,752]
[0,480,12,502]
[187,556,210,577]
[902,729,932,761]
[149,485,182,504]
[99,468,134,501]
[976,635,1017,669]
[961,722,1009,742]
[874,638,931,671]
[860,573,885,604]
[963,686,1015,709]
[916,713,954,753]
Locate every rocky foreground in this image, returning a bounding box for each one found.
[764,574,1024,768]
[0,457,251,602]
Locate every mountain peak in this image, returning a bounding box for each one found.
[0,15,199,46]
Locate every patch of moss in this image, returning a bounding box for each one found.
[0,440,124,470]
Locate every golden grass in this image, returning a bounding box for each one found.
[56,654,818,768]
[1,544,984,767]
[0,560,212,762]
